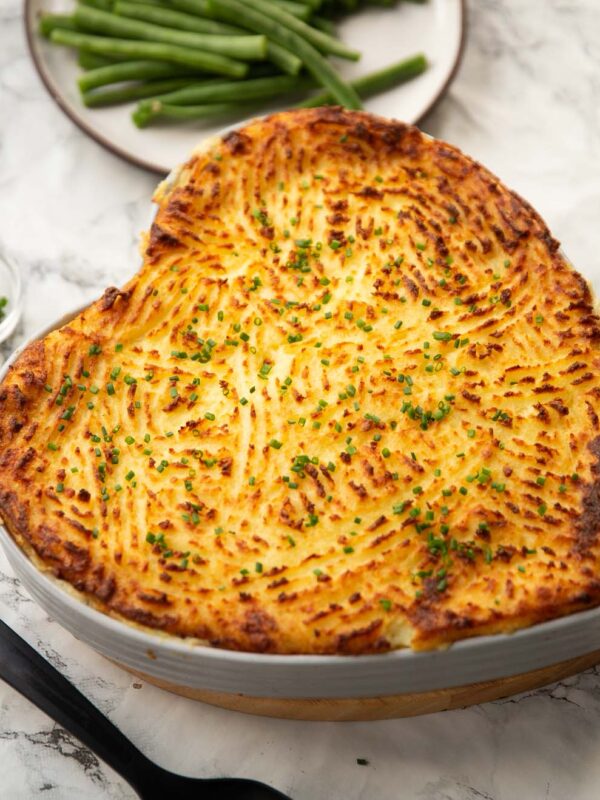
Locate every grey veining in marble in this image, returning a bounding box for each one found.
[2,1,600,798]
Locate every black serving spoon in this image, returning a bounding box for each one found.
[0,619,291,800]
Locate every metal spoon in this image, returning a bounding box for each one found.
[0,619,291,799]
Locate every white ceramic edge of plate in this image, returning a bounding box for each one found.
[24,0,467,175]
[2,312,600,699]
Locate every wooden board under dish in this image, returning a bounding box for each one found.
[118,649,600,721]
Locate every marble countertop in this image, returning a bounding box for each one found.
[2,0,600,797]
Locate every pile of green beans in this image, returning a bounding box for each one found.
[39,0,429,127]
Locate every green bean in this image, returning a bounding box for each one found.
[321,0,357,10]
[50,28,249,76]
[264,42,302,75]
[83,77,201,106]
[267,0,313,21]
[298,53,428,107]
[155,0,304,83]
[79,0,114,9]
[130,54,427,115]
[39,14,79,38]
[168,0,213,16]
[78,58,198,91]
[292,0,322,9]
[74,5,267,61]
[319,0,356,12]
[78,50,116,69]
[244,0,359,61]
[114,1,245,35]
[138,73,308,106]
[310,15,336,35]
[207,0,361,107]
[78,49,150,66]
[169,0,303,75]
[245,62,285,78]
[133,100,251,127]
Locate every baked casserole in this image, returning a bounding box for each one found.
[1,108,600,654]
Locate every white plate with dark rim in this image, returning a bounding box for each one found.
[24,0,466,175]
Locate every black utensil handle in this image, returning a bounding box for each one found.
[0,619,155,796]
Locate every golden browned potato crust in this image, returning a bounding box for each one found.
[2,108,600,654]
